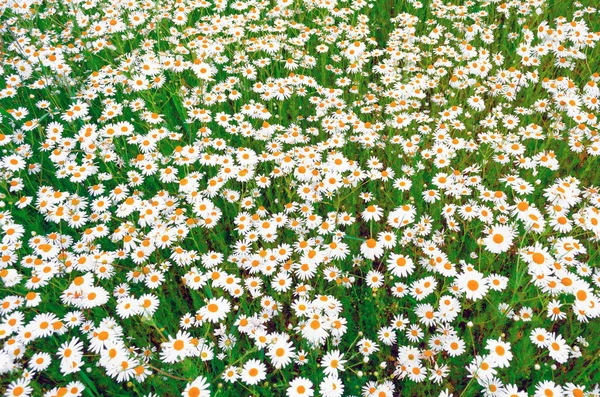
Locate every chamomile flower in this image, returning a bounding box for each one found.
[5,379,33,397]
[483,224,516,254]
[486,338,513,368]
[387,254,415,277]
[182,376,210,397]
[268,338,296,369]
[365,270,385,289]
[321,350,347,376]
[241,359,267,385]
[28,352,52,371]
[160,331,193,364]
[286,377,314,397]
[458,270,489,301]
[547,333,570,364]
[199,297,231,324]
[360,238,384,260]
[320,375,344,397]
[362,205,383,222]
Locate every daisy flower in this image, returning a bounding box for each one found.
[444,337,466,357]
[57,337,84,375]
[267,338,296,369]
[199,297,231,323]
[286,377,314,397]
[321,350,347,376]
[482,224,516,254]
[406,364,427,383]
[362,205,383,222]
[488,274,509,291]
[139,294,160,316]
[360,238,384,260]
[357,338,379,356]
[320,375,344,397]
[160,331,193,364]
[377,326,397,345]
[5,379,33,397]
[240,358,267,385]
[547,333,570,364]
[547,299,567,321]
[301,315,330,345]
[365,270,385,289]
[222,366,240,383]
[387,254,415,278]
[534,381,563,397]
[485,338,513,368]
[324,239,350,261]
[457,270,489,301]
[28,352,52,371]
[410,276,437,301]
[116,297,140,319]
[182,376,210,397]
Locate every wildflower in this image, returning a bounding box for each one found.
[222,366,240,383]
[406,325,424,343]
[358,338,379,355]
[458,270,489,301]
[410,277,437,301]
[320,375,344,397]
[360,238,384,260]
[57,337,84,375]
[534,381,563,397]
[406,364,427,382]
[547,333,570,364]
[488,274,509,291]
[301,315,330,345]
[365,270,384,289]
[241,359,267,385]
[268,338,296,369]
[362,205,383,222]
[5,378,33,397]
[377,326,397,345]
[199,297,231,323]
[160,331,193,364]
[547,300,567,321]
[486,338,513,368]
[482,224,515,254]
[286,377,314,397]
[3,155,26,172]
[28,352,52,372]
[387,254,415,277]
[182,376,210,397]
[444,337,466,357]
[321,350,346,376]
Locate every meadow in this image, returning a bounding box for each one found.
[1,0,600,396]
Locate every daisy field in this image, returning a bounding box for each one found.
[1,0,600,396]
